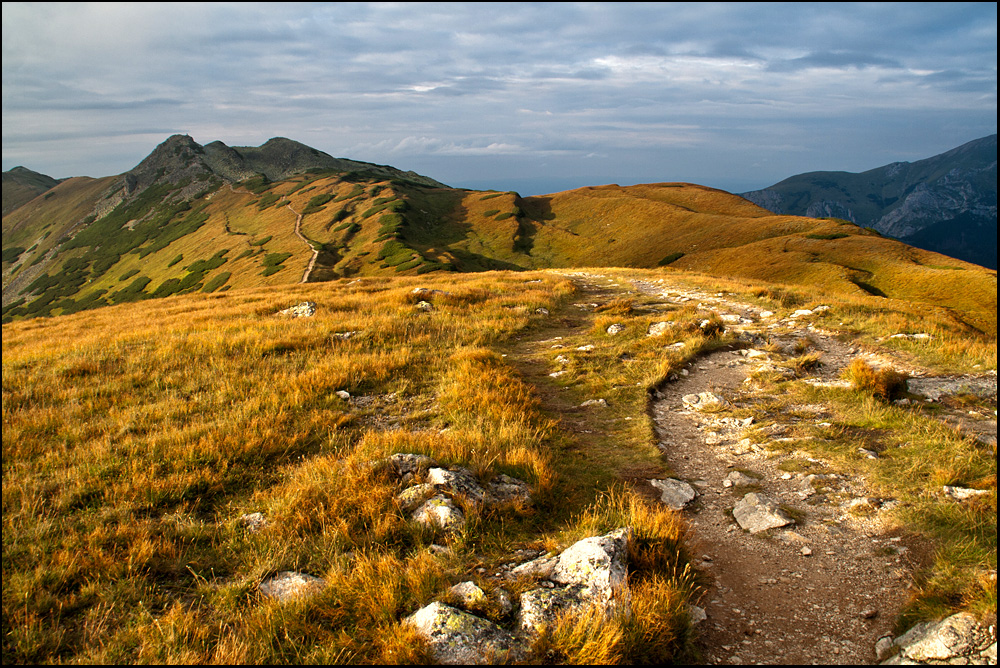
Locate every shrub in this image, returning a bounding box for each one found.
[844,359,907,401]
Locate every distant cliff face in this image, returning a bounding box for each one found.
[741,135,998,269]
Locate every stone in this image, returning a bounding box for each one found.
[876,635,896,661]
[397,483,437,511]
[689,605,708,625]
[412,495,466,532]
[576,344,595,352]
[943,485,991,501]
[535,307,550,316]
[331,330,357,340]
[335,390,351,400]
[580,398,608,408]
[732,493,795,533]
[484,474,532,506]
[759,310,775,318]
[275,301,317,318]
[790,309,814,318]
[682,392,730,412]
[649,478,697,510]
[415,300,434,311]
[517,584,585,635]
[647,321,673,337]
[259,571,326,602]
[510,555,558,579]
[239,512,267,532]
[896,612,981,662]
[550,527,632,611]
[427,467,488,506]
[606,323,626,335]
[448,581,489,610]
[405,601,522,665]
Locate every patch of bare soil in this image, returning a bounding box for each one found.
[651,349,917,664]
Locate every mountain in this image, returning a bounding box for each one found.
[2,166,62,216]
[740,135,998,269]
[3,136,996,334]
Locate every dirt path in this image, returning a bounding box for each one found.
[510,272,995,665]
[285,202,319,283]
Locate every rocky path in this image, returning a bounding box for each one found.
[541,272,997,665]
[285,202,319,283]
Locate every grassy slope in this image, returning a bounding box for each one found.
[4,177,996,338]
[3,267,995,663]
[2,272,706,664]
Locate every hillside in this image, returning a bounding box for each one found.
[741,135,998,269]
[2,267,995,663]
[3,135,997,335]
[2,166,62,216]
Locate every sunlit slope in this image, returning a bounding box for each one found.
[4,174,996,332]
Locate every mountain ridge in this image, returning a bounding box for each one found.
[740,135,998,268]
[3,135,996,333]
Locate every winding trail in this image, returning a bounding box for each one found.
[285,202,319,283]
[511,271,995,665]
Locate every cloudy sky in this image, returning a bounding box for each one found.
[2,2,996,195]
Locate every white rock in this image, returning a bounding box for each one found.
[606,323,626,335]
[682,392,730,412]
[259,571,326,602]
[943,485,990,500]
[239,512,267,532]
[397,483,437,511]
[790,309,814,318]
[427,468,488,506]
[412,495,466,531]
[448,581,489,609]
[759,310,775,318]
[897,612,981,662]
[647,321,672,337]
[550,527,632,610]
[732,493,795,533]
[576,344,595,352]
[580,398,608,408]
[335,390,351,400]
[405,601,522,665]
[649,478,697,510]
[276,301,317,318]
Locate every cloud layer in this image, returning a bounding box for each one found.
[2,2,996,194]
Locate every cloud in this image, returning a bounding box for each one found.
[1,2,995,192]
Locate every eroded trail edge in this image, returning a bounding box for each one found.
[551,272,996,665]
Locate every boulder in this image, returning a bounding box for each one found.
[275,301,316,318]
[412,495,466,532]
[517,585,585,635]
[485,474,532,506]
[550,527,631,611]
[427,467,488,506]
[884,612,994,664]
[405,601,522,665]
[447,581,490,610]
[397,483,437,511]
[239,512,267,532]
[943,485,991,501]
[259,571,326,602]
[606,323,626,335]
[649,478,697,510]
[682,392,730,412]
[647,321,672,337]
[732,493,795,533]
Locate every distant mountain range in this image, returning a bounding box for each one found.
[3,134,995,332]
[741,135,997,269]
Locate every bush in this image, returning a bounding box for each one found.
[844,359,907,401]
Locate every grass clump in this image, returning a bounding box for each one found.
[843,359,907,401]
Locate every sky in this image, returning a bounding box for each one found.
[2,2,996,196]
